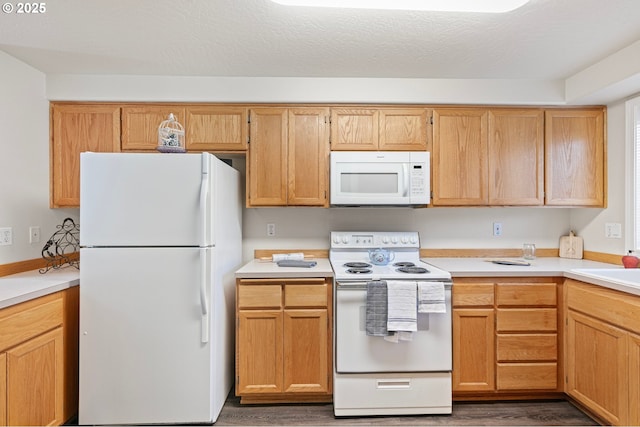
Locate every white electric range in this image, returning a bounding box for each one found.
[329,231,453,417]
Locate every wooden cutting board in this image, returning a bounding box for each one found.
[559,231,583,259]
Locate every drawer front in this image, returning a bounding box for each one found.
[238,285,282,309]
[0,294,64,352]
[496,334,557,361]
[285,284,327,308]
[497,363,557,390]
[496,283,556,306]
[496,308,557,332]
[453,283,494,307]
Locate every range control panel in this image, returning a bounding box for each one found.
[330,231,420,249]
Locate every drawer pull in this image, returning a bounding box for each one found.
[376,379,411,389]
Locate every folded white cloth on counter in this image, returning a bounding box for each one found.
[386,281,417,332]
[418,281,447,313]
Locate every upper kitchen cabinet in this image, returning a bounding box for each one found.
[184,106,248,152]
[51,104,120,208]
[330,108,429,151]
[432,108,489,205]
[121,105,185,151]
[247,107,329,207]
[488,109,544,205]
[433,108,545,206]
[545,108,606,207]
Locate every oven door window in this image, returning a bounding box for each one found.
[335,285,452,373]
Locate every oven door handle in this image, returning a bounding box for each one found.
[336,281,376,290]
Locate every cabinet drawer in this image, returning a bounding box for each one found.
[496,283,556,306]
[238,285,282,309]
[453,283,494,307]
[496,308,557,332]
[497,362,557,390]
[496,334,557,361]
[0,293,64,352]
[285,284,327,308]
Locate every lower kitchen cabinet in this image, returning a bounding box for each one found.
[236,278,332,403]
[453,278,562,398]
[0,288,78,426]
[565,279,640,426]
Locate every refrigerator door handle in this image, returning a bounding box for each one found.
[199,153,211,248]
[199,247,210,344]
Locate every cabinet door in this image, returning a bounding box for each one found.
[0,353,5,426]
[6,327,64,427]
[283,309,329,394]
[185,106,248,151]
[629,332,640,426]
[488,109,544,205]
[51,104,120,207]
[237,310,283,395]
[432,109,489,205]
[378,108,429,151]
[566,310,627,425]
[121,105,185,151]
[453,308,495,391]
[288,108,329,206]
[248,108,288,206]
[545,108,605,206]
[330,108,378,151]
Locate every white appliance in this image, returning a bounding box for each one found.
[329,231,452,416]
[78,152,242,425]
[330,151,429,206]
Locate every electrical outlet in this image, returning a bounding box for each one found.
[493,222,502,237]
[29,226,41,244]
[267,223,276,237]
[605,222,622,238]
[0,227,13,246]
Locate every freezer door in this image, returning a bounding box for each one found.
[80,152,213,247]
[79,247,223,425]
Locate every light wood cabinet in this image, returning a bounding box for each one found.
[488,109,544,205]
[50,104,120,207]
[565,279,640,425]
[330,108,429,151]
[453,279,561,397]
[452,282,495,392]
[121,105,185,151]
[545,108,606,207]
[236,278,332,403]
[0,289,78,426]
[185,106,248,152]
[432,108,489,205]
[433,108,544,206]
[248,107,329,207]
[496,283,558,392]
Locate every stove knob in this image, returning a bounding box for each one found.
[382,236,389,244]
[410,235,418,244]
[342,235,350,244]
[401,236,409,244]
[333,235,341,244]
[391,237,398,244]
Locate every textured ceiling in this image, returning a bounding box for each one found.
[0,0,639,80]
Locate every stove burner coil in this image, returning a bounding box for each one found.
[396,266,429,274]
[346,268,373,274]
[393,262,416,268]
[343,262,372,269]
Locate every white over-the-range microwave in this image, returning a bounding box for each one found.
[330,151,430,207]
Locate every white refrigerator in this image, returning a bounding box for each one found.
[78,152,242,425]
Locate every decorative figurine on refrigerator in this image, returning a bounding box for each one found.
[157,113,186,153]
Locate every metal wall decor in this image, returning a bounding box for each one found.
[40,218,80,273]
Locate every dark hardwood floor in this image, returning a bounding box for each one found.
[216,395,598,426]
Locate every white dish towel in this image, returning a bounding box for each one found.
[386,281,418,333]
[418,281,447,314]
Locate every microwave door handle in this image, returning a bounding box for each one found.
[402,164,409,197]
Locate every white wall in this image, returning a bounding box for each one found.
[0,51,79,265]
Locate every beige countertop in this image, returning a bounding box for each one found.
[235,258,334,279]
[0,266,80,310]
